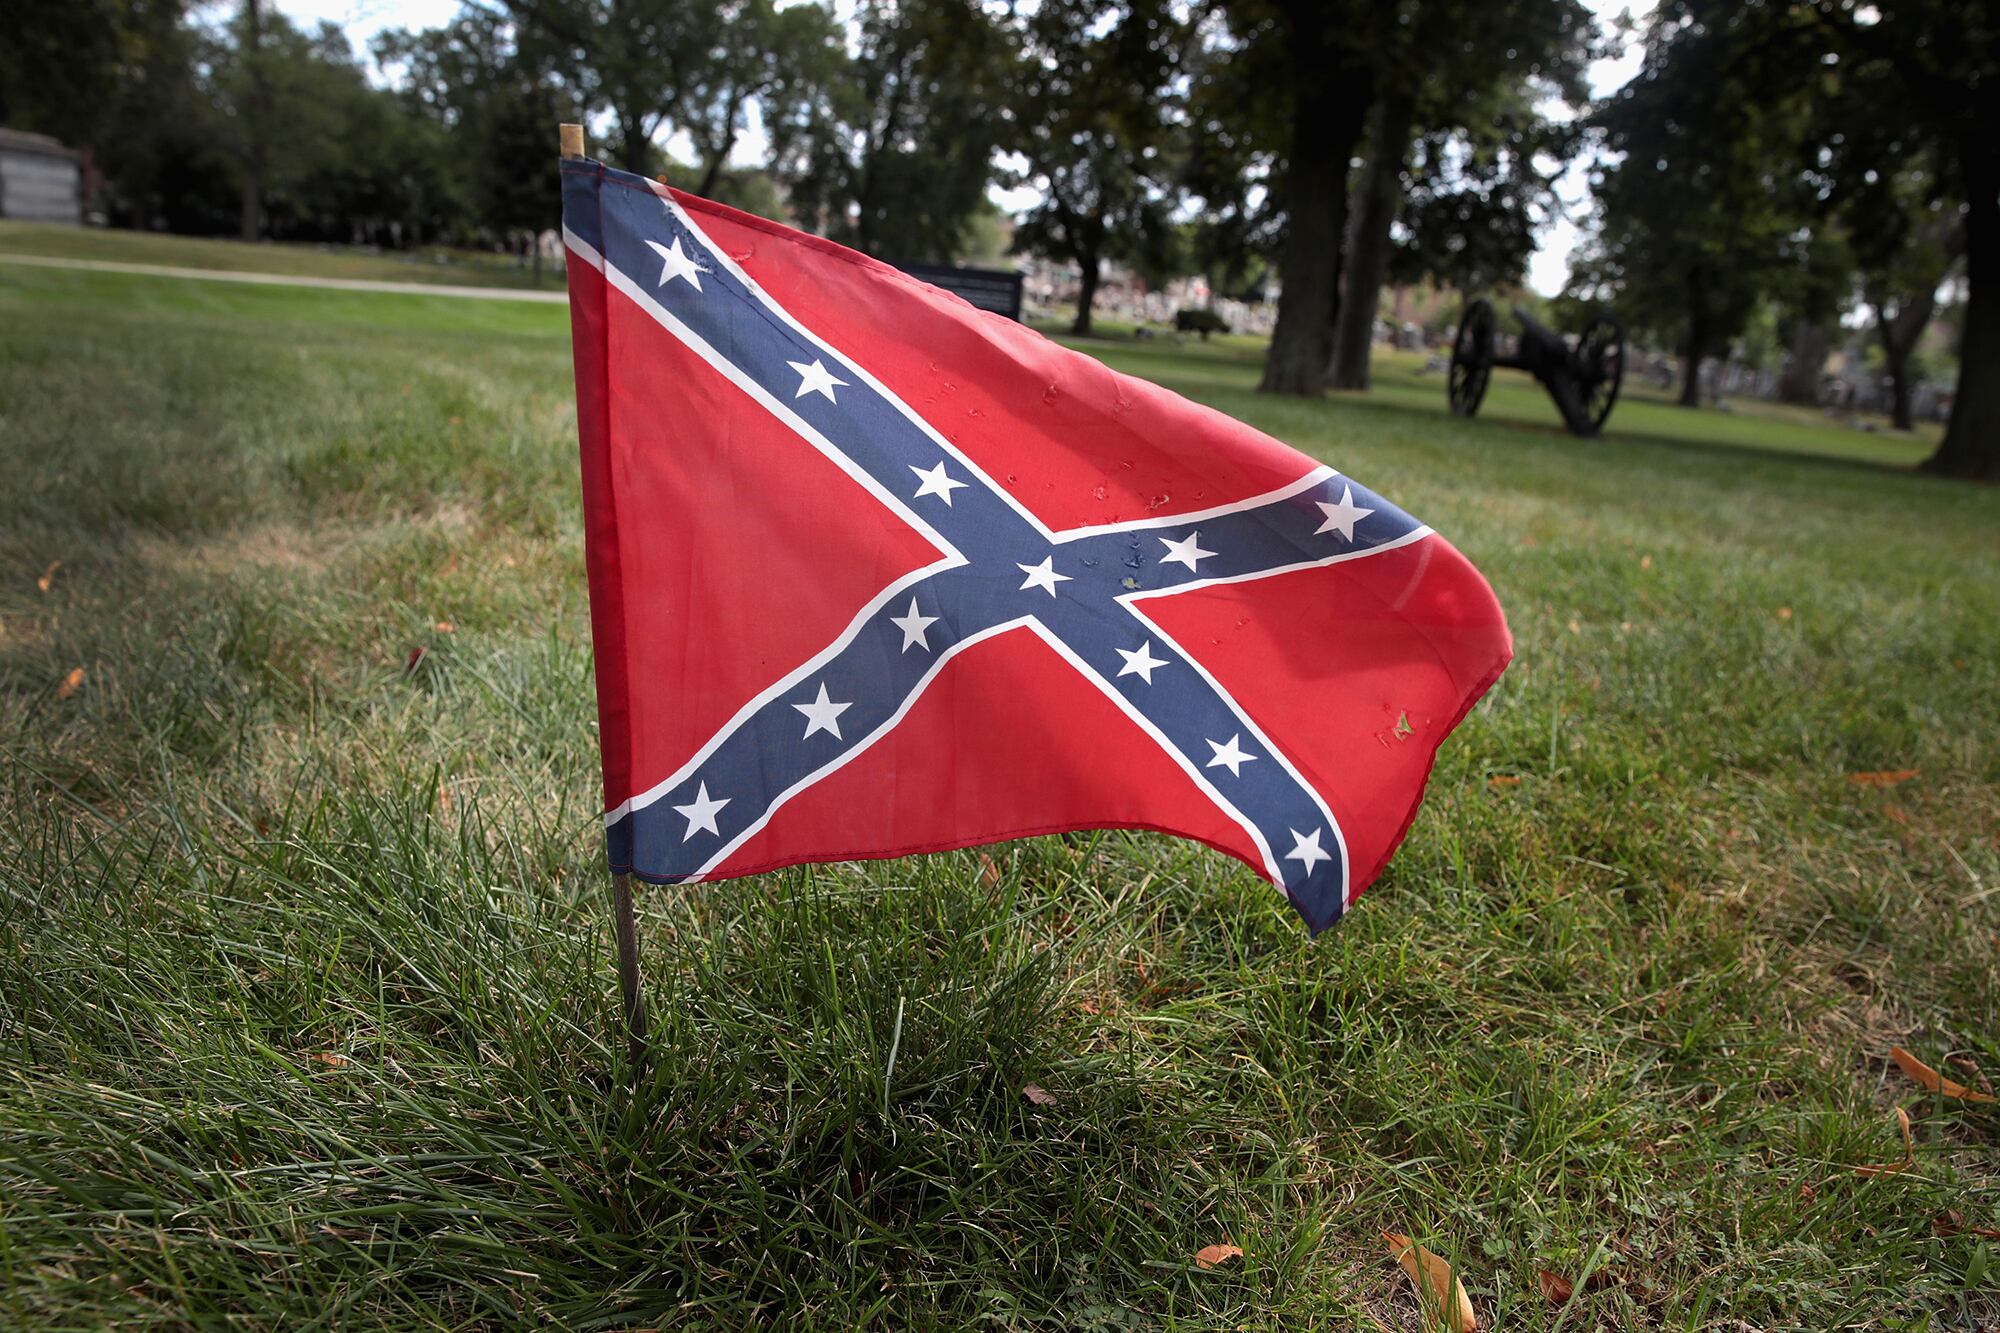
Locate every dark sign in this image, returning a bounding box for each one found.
[892,261,1024,322]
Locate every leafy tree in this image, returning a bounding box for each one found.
[1010,0,1187,335]
[777,0,1018,262]
[1842,160,1965,430]
[1203,0,1385,396]
[0,0,226,232]
[1807,0,1995,474]
[378,11,572,265]
[1570,2,1820,406]
[1328,1,1592,390]
[1388,115,1578,298]
[496,0,837,184]
[1179,17,1286,305]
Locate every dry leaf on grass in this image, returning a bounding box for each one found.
[435,620,456,634]
[311,1052,349,1068]
[1193,1243,1241,1270]
[55,667,85,699]
[1848,769,1920,787]
[1934,1211,2000,1240]
[37,560,61,593]
[1776,606,1793,621]
[1853,1106,1916,1178]
[978,854,1001,888]
[1536,1269,1574,1304]
[1487,775,1521,789]
[1021,1083,1056,1107]
[1383,1231,1478,1331]
[1890,1046,1996,1103]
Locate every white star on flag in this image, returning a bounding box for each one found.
[1205,734,1256,777]
[1016,557,1071,597]
[1159,531,1215,571]
[644,236,707,290]
[1314,484,1375,541]
[1286,827,1331,874]
[909,461,968,505]
[889,597,938,652]
[788,358,847,402]
[672,781,729,840]
[1116,641,1168,684]
[794,682,853,739]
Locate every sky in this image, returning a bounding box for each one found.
[274,0,1654,297]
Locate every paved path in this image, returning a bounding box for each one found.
[0,252,569,303]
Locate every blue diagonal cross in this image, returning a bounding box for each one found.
[566,163,1430,930]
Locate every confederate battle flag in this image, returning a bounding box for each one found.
[560,157,1511,933]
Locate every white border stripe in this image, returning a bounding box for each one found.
[564,227,605,273]
[1116,604,1352,906]
[598,259,961,562]
[1050,466,1339,542]
[1123,524,1434,601]
[604,557,961,825]
[687,617,1035,878]
[1023,623,1285,885]
[648,183,1069,540]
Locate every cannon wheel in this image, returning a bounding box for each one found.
[1575,312,1626,437]
[1448,299,1496,418]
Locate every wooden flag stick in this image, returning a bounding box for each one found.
[610,872,648,1068]
[561,120,644,1068]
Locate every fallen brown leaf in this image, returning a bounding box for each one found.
[435,620,456,634]
[55,666,85,700]
[1022,1083,1055,1107]
[1849,769,1920,787]
[1536,1269,1574,1304]
[37,560,61,593]
[1193,1243,1241,1270]
[1776,606,1793,621]
[1487,775,1521,788]
[1933,1211,2000,1240]
[978,853,1001,888]
[1384,1231,1478,1331]
[311,1052,349,1068]
[1853,1106,1915,1178]
[1639,553,1653,570]
[1890,1046,1996,1103]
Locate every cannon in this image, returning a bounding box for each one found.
[1447,298,1626,438]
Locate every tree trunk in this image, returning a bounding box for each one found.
[616,101,651,177]
[1875,304,1916,431]
[1259,61,1372,397]
[1677,346,1702,407]
[1072,252,1101,336]
[1328,92,1415,391]
[1926,135,2000,479]
[1778,318,1827,405]
[238,0,264,243]
[1678,286,1706,407]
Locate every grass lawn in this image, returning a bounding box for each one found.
[0,221,561,292]
[2,256,1997,1330]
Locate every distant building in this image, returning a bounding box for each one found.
[0,129,83,224]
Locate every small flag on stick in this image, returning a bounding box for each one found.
[559,154,1509,933]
